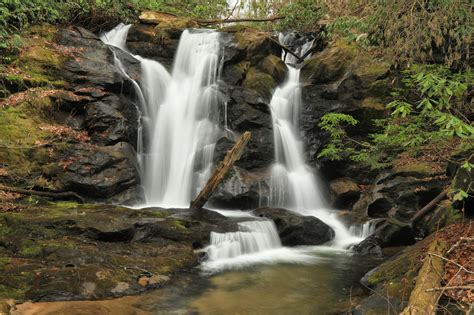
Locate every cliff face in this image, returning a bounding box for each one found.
[1,20,464,226]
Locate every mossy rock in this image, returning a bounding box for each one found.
[360,97,385,110]
[300,40,357,84]
[350,53,390,87]
[242,67,276,101]
[420,200,462,235]
[259,54,287,84]
[3,24,67,90]
[0,205,202,302]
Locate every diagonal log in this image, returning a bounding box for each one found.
[190,132,251,209]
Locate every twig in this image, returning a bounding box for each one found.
[447,237,474,255]
[426,286,473,292]
[427,252,474,274]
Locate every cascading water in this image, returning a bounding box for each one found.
[268,33,368,249]
[101,25,369,272]
[143,30,221,207]
[102,25,222,208]
[202,219,317,272]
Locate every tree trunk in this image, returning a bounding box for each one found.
[410,188,449,224]
[401,239,447,315]
[190,132,251,209]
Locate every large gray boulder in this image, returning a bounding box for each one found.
[253,207,335,246]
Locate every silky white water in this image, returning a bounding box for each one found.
[102,26,222,208]
[202,219,318,272]
[268,33,366,249]
[144,30,221,207]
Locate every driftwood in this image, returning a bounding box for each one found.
[410,188,450,224]
[401,239,447,315]
[190,131,251,209]
[0,184,85,203]
[196,15,283,25]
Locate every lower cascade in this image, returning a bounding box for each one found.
[206,220,282,260]
[202,219,317,272]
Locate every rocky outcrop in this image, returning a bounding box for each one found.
[253,207,335,246]
[57,142,139,204]
[0,204,241,302]
[328,177,361,209]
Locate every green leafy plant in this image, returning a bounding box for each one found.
[318,64,473,169]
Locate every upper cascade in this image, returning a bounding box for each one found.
[101,25,222,208]
[269,33,326,211]
[144,30,221,207]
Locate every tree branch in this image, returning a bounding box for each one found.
[196,15,283,25]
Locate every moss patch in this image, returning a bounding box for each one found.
[243,67,276,100]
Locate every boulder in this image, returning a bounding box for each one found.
[253,207,335,246]
[353,217,415,255]
[84,95,138,146]
[242,67,277,103]
[328,177,361,209]
[259,55,287,84]
[57,142,139,203]
[352,169,449,219]
[300,42,356,84]
[56,27,123,91]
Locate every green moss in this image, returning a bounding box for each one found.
[0,257,10,269]
[19,243,42,257]
[361,97,385,110]
[0,284,25,300]
[173,220,188,231]
[243,67,276,99]
[259,55,287,82]
[301,41,356,83]
[393,161,436,176]
[48,201,81,209]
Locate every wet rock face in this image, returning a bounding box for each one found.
[57,142,139,204]
[253,207,335,246]
[48,27,142,202]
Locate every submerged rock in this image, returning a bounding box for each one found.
[253,207,335,246]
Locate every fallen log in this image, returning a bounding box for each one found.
[401,239,447,315]
[196,16,283,25]
[410,188,449,224]
[0,184,85,203]
[190,132,251,209]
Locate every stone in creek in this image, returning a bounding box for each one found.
[253,207,335,246]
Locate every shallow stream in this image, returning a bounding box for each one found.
[14,249,379,315]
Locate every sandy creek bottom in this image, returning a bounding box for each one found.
[13,248,379,315]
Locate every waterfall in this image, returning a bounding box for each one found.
[207,221,282,260]
[102,25,222,208]
[100,23,131,49]
[268,33,368,249]
[143,30,221,207]
[269,34,325,211]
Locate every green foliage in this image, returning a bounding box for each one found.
[317,113,361,160]
[318,65,473,169]
[277,0,325,31]
[322,16,371,47]
[367,0,472,67]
